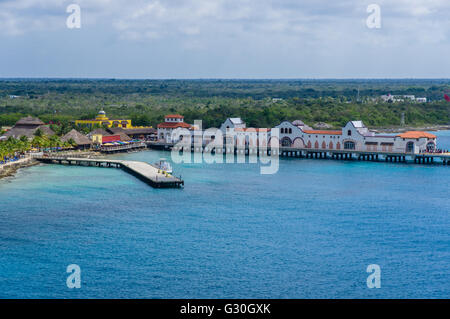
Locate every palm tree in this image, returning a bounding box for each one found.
[34,128,43,137]
[32,136,45,149]
[49,135,62,148]
[18,136,31,153]
[67,138,77,148]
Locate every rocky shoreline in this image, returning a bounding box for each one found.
[0,158,39,180]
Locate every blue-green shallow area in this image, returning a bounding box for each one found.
[0,131,449,298]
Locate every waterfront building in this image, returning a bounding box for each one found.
[100,135,122,143]
[291,120,312,131]
[105,127,132,142]
[1,116,55,140]
[61,129,92,150]
[107,126,156,140]
[154,114,438,155]
[273,120,437,153]
[111,127,157,140]
[235,128,271,148]
[75,110,132,129]
[157,115,191,143]
[219,118,246,135]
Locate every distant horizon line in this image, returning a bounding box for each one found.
[1,77,450,81]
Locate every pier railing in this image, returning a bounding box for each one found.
[100,142,146,153]
[148,142,450,165]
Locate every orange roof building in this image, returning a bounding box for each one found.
[397,131,437,139]
[274,120,438,153]
[157,122,191,129]
[155,116,439,154]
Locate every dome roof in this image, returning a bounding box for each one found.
[98,110,106,115]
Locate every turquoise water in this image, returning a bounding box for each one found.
[0,131,449,298]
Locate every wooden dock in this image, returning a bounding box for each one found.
[34,156,184,188]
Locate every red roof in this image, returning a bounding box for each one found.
[102,135,121,143]
[165,114,184,119]
[397,131,436,139]
[303,130,342,135]
[157,122,191,129]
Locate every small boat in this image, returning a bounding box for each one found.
[154,158,173,174]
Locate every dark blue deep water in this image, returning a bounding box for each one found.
[0,131,449,298]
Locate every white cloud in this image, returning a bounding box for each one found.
[1,0,450,77]
[0,0,449,42]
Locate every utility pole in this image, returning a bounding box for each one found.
[401,112,405,126]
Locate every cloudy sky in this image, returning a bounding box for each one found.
[0,0,449,78]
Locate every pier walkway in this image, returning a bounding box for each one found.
[148,142,450,166]
[34,156,184,188]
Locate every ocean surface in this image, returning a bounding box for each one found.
[0,131,449,298]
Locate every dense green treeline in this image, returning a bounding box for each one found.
[1,79,449,129]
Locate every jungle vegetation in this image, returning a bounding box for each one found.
[0,79,449,131]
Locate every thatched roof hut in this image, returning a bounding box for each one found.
[87,128,110,140]
[106,127,132,141]
[107,127,125,134]
[108,126,155,140]
[38,126,55,136]
[15,116,45,127]
[90,128,110,136]
[62,129,93,146]
[1,115,55,139]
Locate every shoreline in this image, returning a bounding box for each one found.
[0,157,39,180]
[0,148,153,182]
[0,150,105,181]
[1,126,449,182]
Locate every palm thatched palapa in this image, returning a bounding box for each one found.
[15,116,45,126]
[1,116,55,139]
[105,127,132,141]
[87,128,110,140]
[62,129,93,148]
[109,126,156,139]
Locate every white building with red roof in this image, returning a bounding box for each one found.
[157,114,191,143]
[273,120,437,154]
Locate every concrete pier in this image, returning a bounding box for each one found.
[35,156,184,188]
[148,142,450,166]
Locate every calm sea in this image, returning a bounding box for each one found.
[0,131,449,298]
